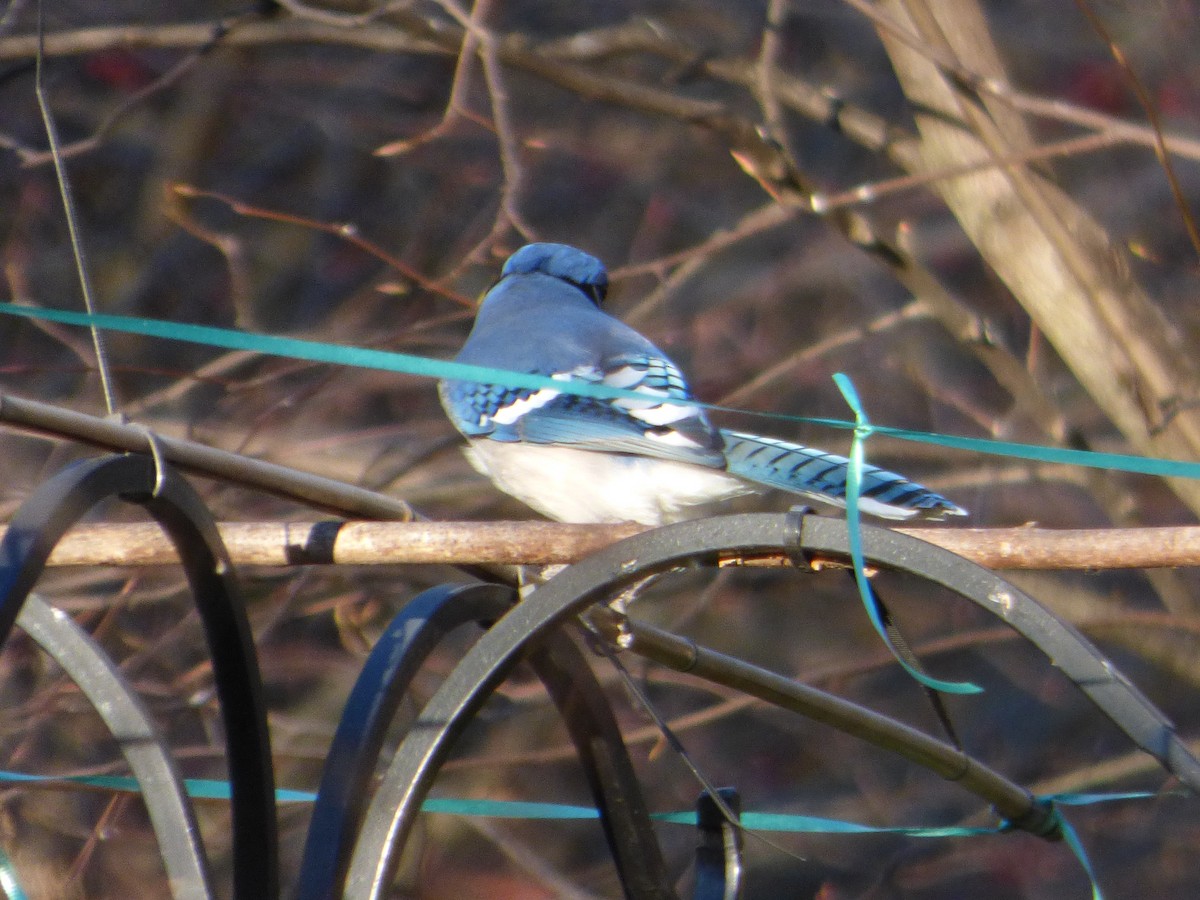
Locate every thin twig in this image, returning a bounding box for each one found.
[170,183,474,307]
[34,0,118,416]
[19,19,231,168]
[1073,0,1200,261]
[433,0,537,248]
[374,0,483,157]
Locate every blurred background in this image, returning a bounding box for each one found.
[0,0,1198,897]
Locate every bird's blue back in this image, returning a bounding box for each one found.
[443,243,725,464]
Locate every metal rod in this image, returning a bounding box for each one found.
[0,391,415,520]
[585,605,1057,834]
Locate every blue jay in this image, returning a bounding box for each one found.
[440,243,966,526]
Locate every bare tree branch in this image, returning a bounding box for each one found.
[20,519,1200,570]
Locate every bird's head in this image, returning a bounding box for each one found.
[501,243,608,306]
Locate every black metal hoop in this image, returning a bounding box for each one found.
[300,582,674,900]
[16,593,212,899]
[0,454,277,900]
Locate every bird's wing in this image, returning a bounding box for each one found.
[441,351,725,467]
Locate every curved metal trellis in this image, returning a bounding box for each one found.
[16,593,212,899]
[342,510,1200,897]
[298,581,675,900]
[0,454,277,900]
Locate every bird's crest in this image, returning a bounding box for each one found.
[501,243,608,305]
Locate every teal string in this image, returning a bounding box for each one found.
[0,766,1130,838]
[1059,814,1104,900]
[833,374,983,695]
[1047,790,1170,805]
[1001,805,1104,900]
[0,767,1146,896]
[0,304,650,405]
[654,810,996,836]
[869,424,1200,479]
[424,798,600,819]
[0,767,1159,830]
[3,302,1200,484]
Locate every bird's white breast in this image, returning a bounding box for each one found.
[463,440,756,526]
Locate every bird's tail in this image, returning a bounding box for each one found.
[720,430,966,521]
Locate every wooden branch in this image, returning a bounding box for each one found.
[17,520,1200,570]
